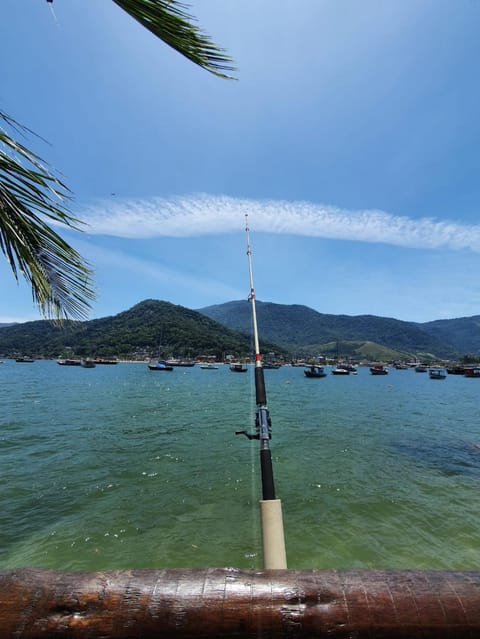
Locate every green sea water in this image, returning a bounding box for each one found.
[1,359,479,571]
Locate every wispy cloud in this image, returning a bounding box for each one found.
[76,194,480,252]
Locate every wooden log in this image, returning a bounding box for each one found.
[1,567,480,637]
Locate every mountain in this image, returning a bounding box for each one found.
[0,300,286,360]
[198,301,460,359]
[419,316,480,355]
[2,299,477,361]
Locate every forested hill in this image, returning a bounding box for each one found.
[198,300,471,359]
[2,299,478,360]
[0,300,285,360]
[420,315,480,354]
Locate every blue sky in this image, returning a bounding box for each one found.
[2,0,480,324]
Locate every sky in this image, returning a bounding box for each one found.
[2,0,480,324]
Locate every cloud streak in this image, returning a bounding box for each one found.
[77,194,480,252]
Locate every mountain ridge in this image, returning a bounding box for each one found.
[0,300,284,360]
[0,299,478,360]
[198,300,479,359]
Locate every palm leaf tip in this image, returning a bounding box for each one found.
[112,0,237,79]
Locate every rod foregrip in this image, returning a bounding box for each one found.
[254,366,267,405]
[260,448,276,500]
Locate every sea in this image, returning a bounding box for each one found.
[1,359,479,572]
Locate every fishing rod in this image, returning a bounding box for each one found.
[236,215,287,569]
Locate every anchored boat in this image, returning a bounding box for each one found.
[166,359,196,367]
[331,366,349,375]
[304,365,327,378]
[230,362,248,372]
[148,360,174,371]
[57,358,82,366]
[370,364,389,375]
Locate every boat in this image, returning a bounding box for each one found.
[370,364,388,375]
[304,365,327,378]
[446,365,465,375]
[15,356,34,363]
[464,367,480,378]
[262,362,281,369]
[166,360,196,367]
[57,358,82,366]
[81,358,96,368]
[230,363,248,373]
[429,367,446,379]
[331,367,349,375]
[415,364,428,373]
[148,360,174,371]
[337,362,357,372]
[200,363,219,370]
[394,363,409,370]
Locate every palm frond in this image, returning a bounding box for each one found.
[112,0,236,79]
[0,111,95,321]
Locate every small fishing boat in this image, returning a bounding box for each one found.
[331,367,349,375]
[166,360,196,367]
[200,363,219,370]
[304,365,327,378]
[464,367,480,378]
[57,358,82,366]
[415,364,428,373]
[148,360,174,371]
[446,365,465,375]
[337,362,357,372]
[429,367,446,379]
[15,356,34,363]
[230,363,248,373]
[81,358,96,368]
[262,362,281,369]
[370,364,388,375]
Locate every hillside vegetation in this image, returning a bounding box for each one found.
[0,300,285,360]
[421,316,480,354]
[2,298,478,361]
[199,300,458,359]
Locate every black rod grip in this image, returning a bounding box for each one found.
[260,448,276,500]
[255,366,267,406]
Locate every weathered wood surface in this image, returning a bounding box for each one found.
[1,567,480,637]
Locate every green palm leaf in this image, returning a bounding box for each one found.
[0,1,234,321]
[112,0,236,78]
[0,111,95,321]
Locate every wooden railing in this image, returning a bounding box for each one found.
[1,567,480,637]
